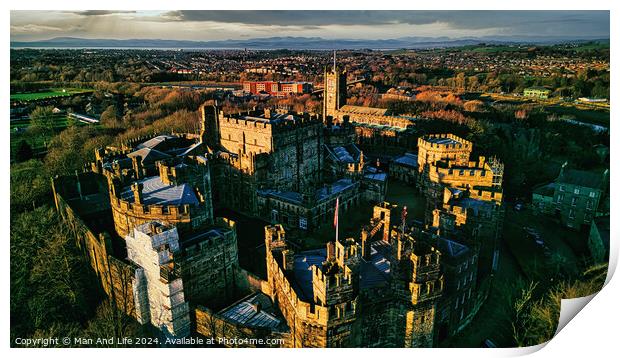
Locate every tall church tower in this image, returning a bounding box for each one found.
[323,51,348,122]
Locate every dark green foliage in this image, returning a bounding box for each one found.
[511,264,608,347]
[10,207,101,342]
[14,140,33,162]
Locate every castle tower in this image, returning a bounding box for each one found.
[200,104,221,149]
[390,230,444,348]
[323,52,348,121]
[312,238,360,347]
[125,222,191,338]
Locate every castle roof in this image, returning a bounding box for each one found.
[437,238,469,258]
[219,292,284,330]
[393,153,418,168]
[359,240,391,289]
[120,176,199,206]
[257,178,357,206]
[136,135,176,150]
[425,136,462,146]
[292,249,327,302]
[325,144,361,164]
[127,147,172,165]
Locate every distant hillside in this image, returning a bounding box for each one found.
[10,36,610,50]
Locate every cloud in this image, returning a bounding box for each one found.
[9,10,609,42]
[68,10,136,17]
[158,10,609,32]
[10,24,65,33]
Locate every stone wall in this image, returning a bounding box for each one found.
[52,174,139,319]
[179,218,239,307]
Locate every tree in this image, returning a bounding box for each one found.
[29,106,56,136]
[14,140,33,162]
[510,264,607,347]
[11,207,101,342]
[100,105,121,128]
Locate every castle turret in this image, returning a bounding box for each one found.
[132,156,143,180]
[131,182,144,204]
[200,104,221,149]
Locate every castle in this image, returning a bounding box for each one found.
[50,58,504,347]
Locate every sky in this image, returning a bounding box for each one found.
[10,10,610,42]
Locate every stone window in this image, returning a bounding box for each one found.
[574,188,580,195]
[571,197,578,206]
[589,191,597,198]
[569,209,575,219]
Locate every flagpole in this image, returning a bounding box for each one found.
[334,196,340,243]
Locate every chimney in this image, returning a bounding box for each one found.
[131,182,144,204]
[252,302,262,313]
[264,108,271,119]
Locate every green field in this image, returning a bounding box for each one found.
[10,114,92,160]
[10,88,93,102]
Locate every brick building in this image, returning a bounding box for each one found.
[243,81,312,96]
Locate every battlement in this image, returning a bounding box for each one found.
[111,195,193,217]
[409,277,444,306]
[312,262,355,305]
[411,245,442,272]
[418,134,472,150]
[222,109,322,131]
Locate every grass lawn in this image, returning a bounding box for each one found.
[10,88,93,102]
[385,180,426,221]
[10,114,90,160]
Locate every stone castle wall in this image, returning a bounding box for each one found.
[52,175,139,319]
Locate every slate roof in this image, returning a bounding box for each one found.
[393,153,419,168]
[558,168,606,189]
[291,249,327,302]
[359,240,391,289]
[219,292,283,330]
[425,137,461,146]
[257,178,357,206]
[136,135,176,150]
[120,176,199,206]
[127,147,172,165]
[437,238,469,258]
